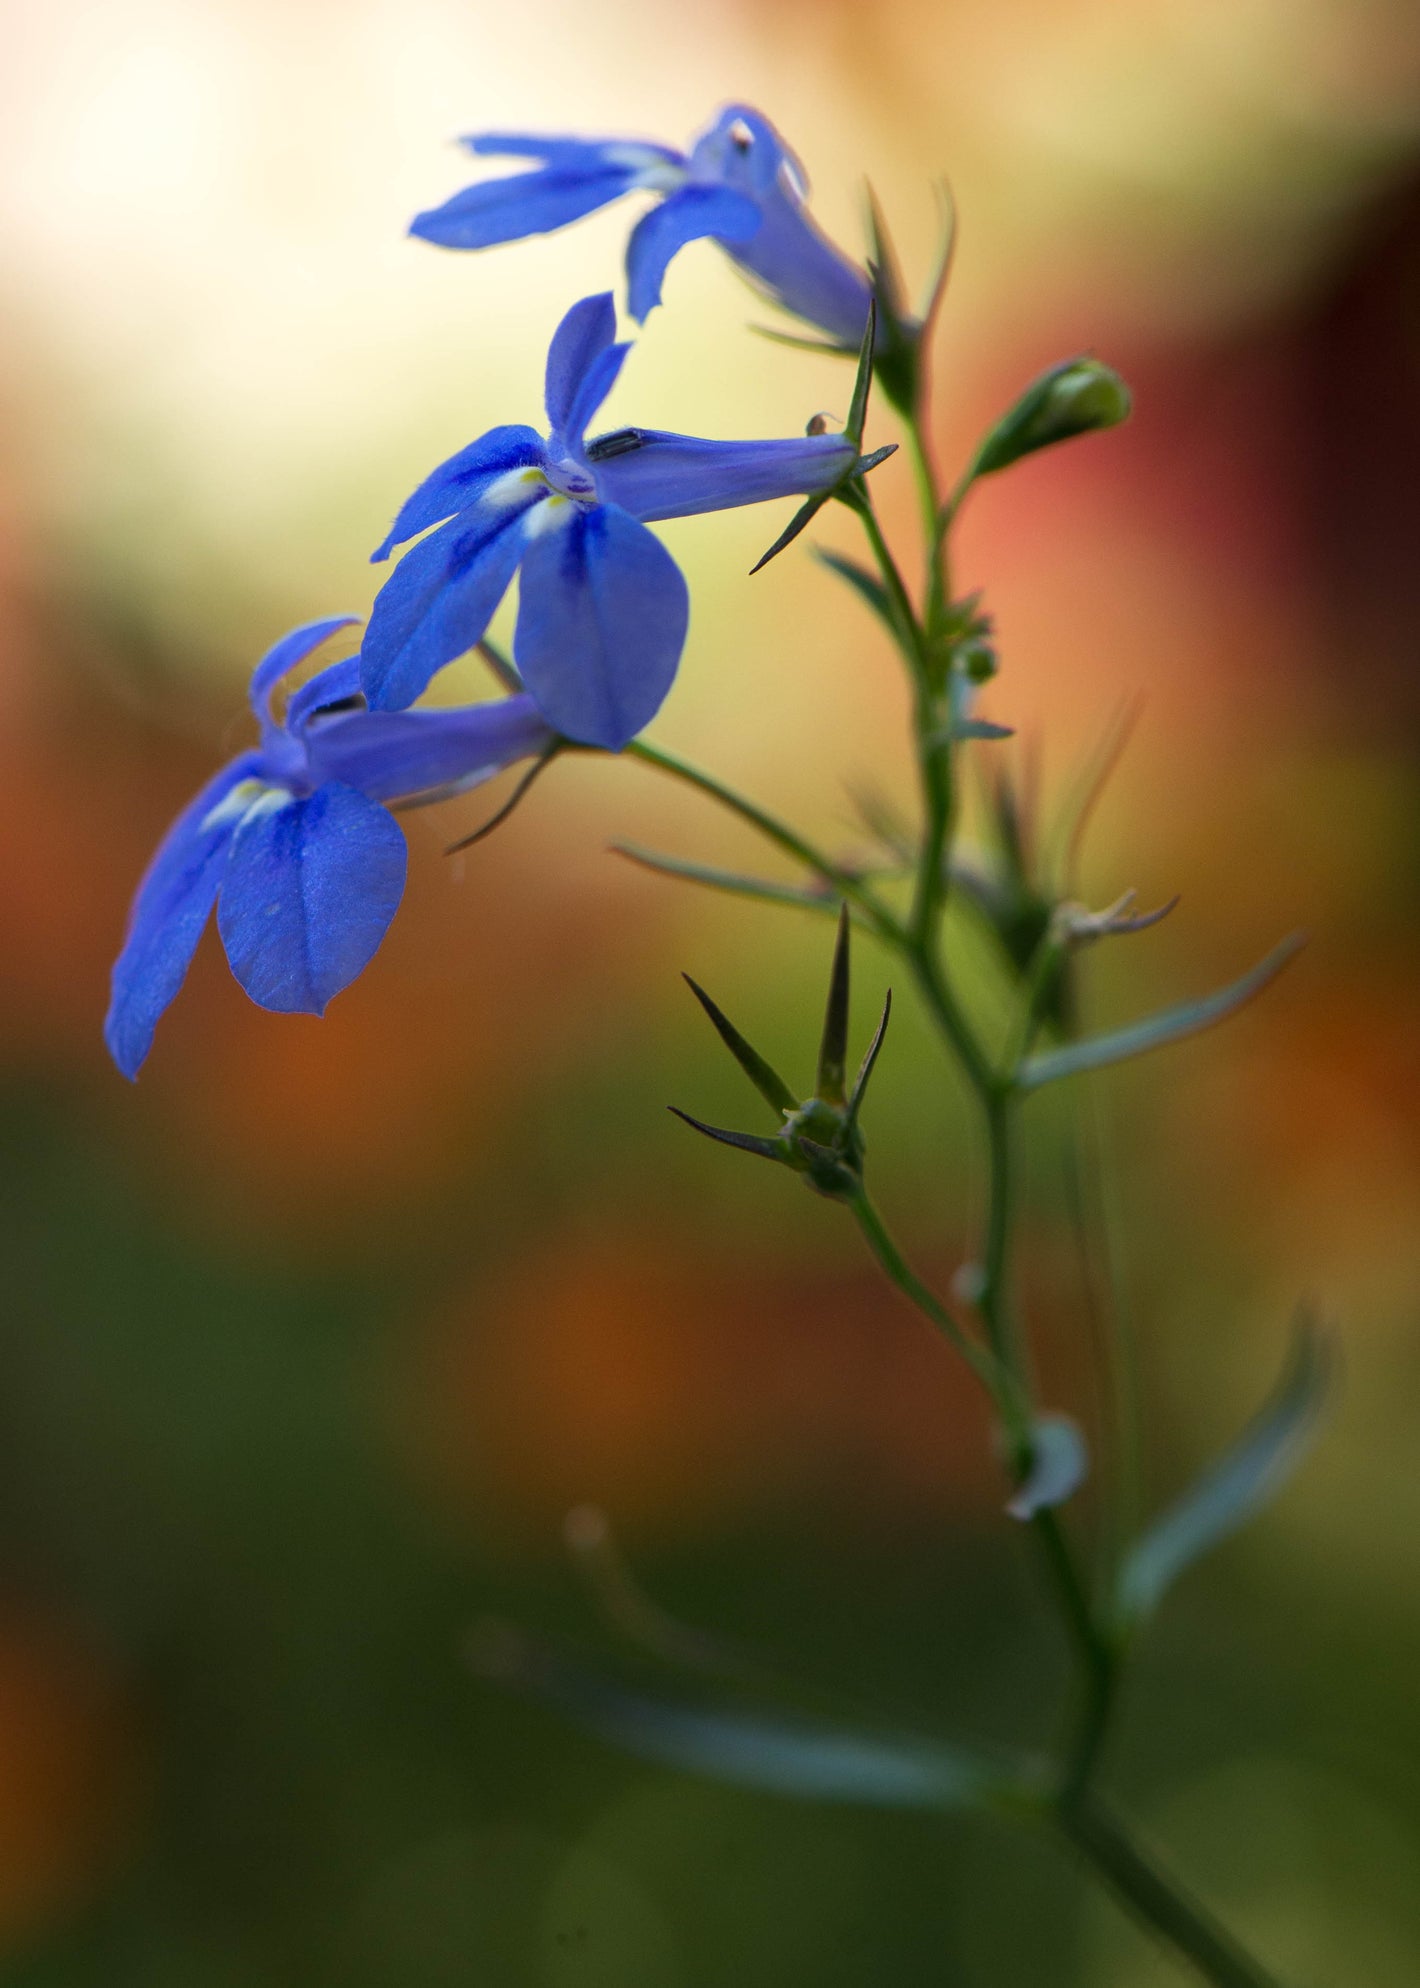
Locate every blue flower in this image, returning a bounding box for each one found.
[106,616,555,1079]
[361,292,857,750]
[410,106,873,346]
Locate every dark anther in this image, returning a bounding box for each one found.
[585,427,647,461]
[305,694,365,721]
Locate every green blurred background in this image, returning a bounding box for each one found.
[1,0,1419,1980]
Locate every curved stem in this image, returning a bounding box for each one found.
[848,1185,1007,1399]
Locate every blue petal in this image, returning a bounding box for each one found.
[590,429,856,523]
[104,752,263,1079]
[514,502,688,751]
[625,184,760,321]
[360,500,536,712]
[544,294,618,438]
[558,341,630,455]
[285,654,363,734]
[685,105,872,347]
[688,105,800,199]
[247,617,360,733]
[305,693,555,801]
[721,200,873,350]
[217,783,407,1015]
[371,425,545,563]
[463,133,683,171]
[410,167,634,250]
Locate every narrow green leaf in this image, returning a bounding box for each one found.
[1006,1415,1089,1520]
[925,718,1015,746]
[846,990,892,1127]
[747,324,855,357]
[849,785,916,865]
[816,905,852,1105]
[612,842,837,915]
[1019,933,1305,1091]
[475,1630,1008,1813]
[814,550,897,635]
[682,976,797,1117]
[1117,1318,1335,1628]
[563,1506,765,1688]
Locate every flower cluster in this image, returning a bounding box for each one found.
[108,103,885,1076]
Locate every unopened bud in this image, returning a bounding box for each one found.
[972,359,1131,479]
[959,637,998,684]
[951,1261,987,1306]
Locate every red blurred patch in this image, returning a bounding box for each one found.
[392,1221,1004,1551]
[0,1609,139,1955]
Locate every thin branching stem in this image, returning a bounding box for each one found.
[620,375,1287,1987]
[847,1185,1005,1398]
[623,740,898,944]
[1058,1800,1288,1988]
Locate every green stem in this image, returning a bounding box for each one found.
[1063,1089,1145,1587]
[850,496,923,669]
[978,1086,1020,1375]
[906,410,950,645]
[845,1151,1280,1988]
[848,1186,1006,1399]
[904,942,995,1097]
[624,740,897,944]
[1058,1798,1287,1988]
[620,473,1287,1985]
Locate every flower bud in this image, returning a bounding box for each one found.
[970,359,1131,479]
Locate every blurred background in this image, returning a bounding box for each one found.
[2,0,1419,1980]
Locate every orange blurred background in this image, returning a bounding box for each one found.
[1,0,1419,1981]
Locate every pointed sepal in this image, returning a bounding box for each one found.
[863,193,922,415]
[844,296,877,451]
[750,304,893,575]
[667,1107,788,1165]
[672,910,893,1203]
[815,904,852,1106]
[749,488,836,575]
[442,743,562,853]
[846,989,892,1130]
[683,975,798,1116]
